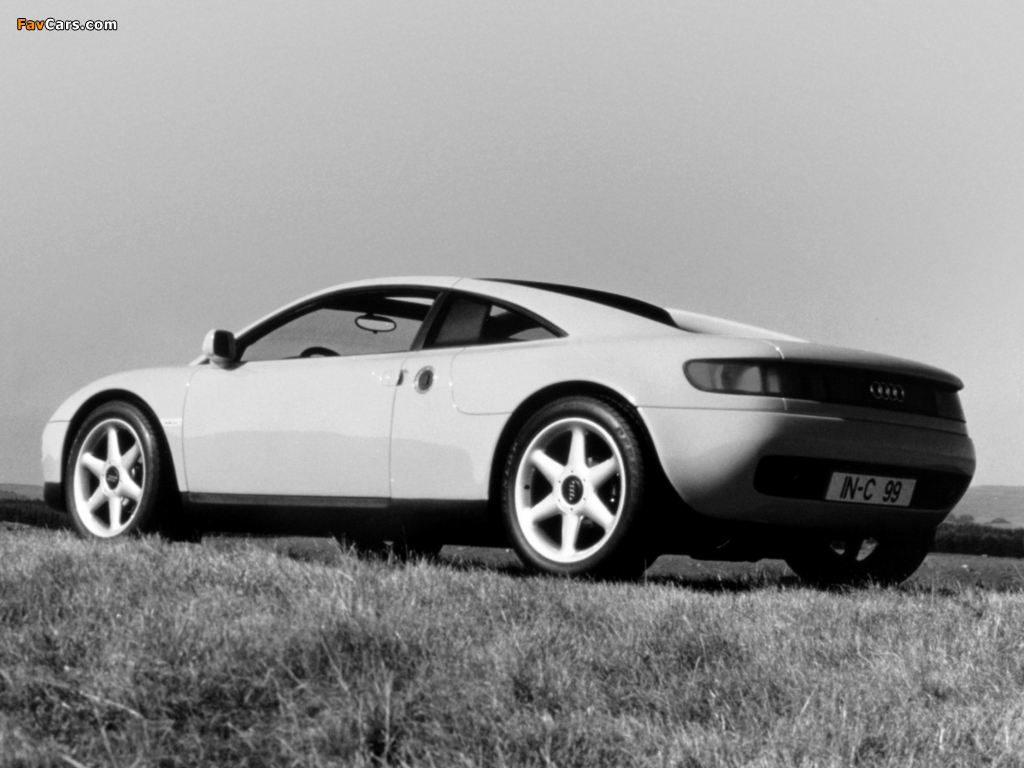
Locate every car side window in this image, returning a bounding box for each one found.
[426,294,557,349]
[240,291,438,362]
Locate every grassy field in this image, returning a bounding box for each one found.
[2,521,1024,767]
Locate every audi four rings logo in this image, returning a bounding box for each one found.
[869,381,906,402]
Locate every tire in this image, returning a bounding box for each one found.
[65,401,165,540]
[785,532,933,588]
[501,396,650,578]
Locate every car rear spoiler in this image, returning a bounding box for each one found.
[666,308,805,342]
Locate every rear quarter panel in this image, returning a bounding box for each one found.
[447,333,974,529]
[449,334,786,414]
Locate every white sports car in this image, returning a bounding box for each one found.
[42,277,975,585]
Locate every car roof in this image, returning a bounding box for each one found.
[235,276,685,341]
[211,276,962,385]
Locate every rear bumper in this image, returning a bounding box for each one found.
[639,406,975,531]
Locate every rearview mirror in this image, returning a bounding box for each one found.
[203,329,237,366]
[355,313,397,334]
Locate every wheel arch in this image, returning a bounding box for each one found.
[61,390,183,505]
[486,381,669,520]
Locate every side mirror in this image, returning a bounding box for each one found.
[202,329,237,366]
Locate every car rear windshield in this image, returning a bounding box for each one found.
[485,279,678,327]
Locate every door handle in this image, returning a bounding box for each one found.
[413,366,434,393]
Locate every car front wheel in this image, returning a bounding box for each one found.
[502,397,649,578]
[784,533,933,588]
[65,401,164,539]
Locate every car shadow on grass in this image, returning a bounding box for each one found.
[440,547,804,591]
[0,500,70,531]
[233,541,859,592]
[644,571,804,593]
[10,510,1022,594]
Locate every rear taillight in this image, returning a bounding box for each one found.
[684,361,779,395]
[934,391,966,422]
[684,359,966,422]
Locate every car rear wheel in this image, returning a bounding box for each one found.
[784,533,932,588]
[502,397,649,578]
[65,402,164,539]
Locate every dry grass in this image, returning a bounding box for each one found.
[2,526,1024,767]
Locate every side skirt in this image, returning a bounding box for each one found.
[181,493,503,545]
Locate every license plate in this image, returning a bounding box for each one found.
[825,472,916,507]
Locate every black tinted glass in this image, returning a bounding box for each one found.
[241,291,437,361]
[427,294,557,348]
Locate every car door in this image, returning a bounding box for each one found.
[183,289,439,499]
[389,292,561,501]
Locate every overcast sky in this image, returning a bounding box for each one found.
[2,2,1022,487]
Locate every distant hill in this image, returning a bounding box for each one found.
[951,485,1024,529]
[0,483,44,501]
